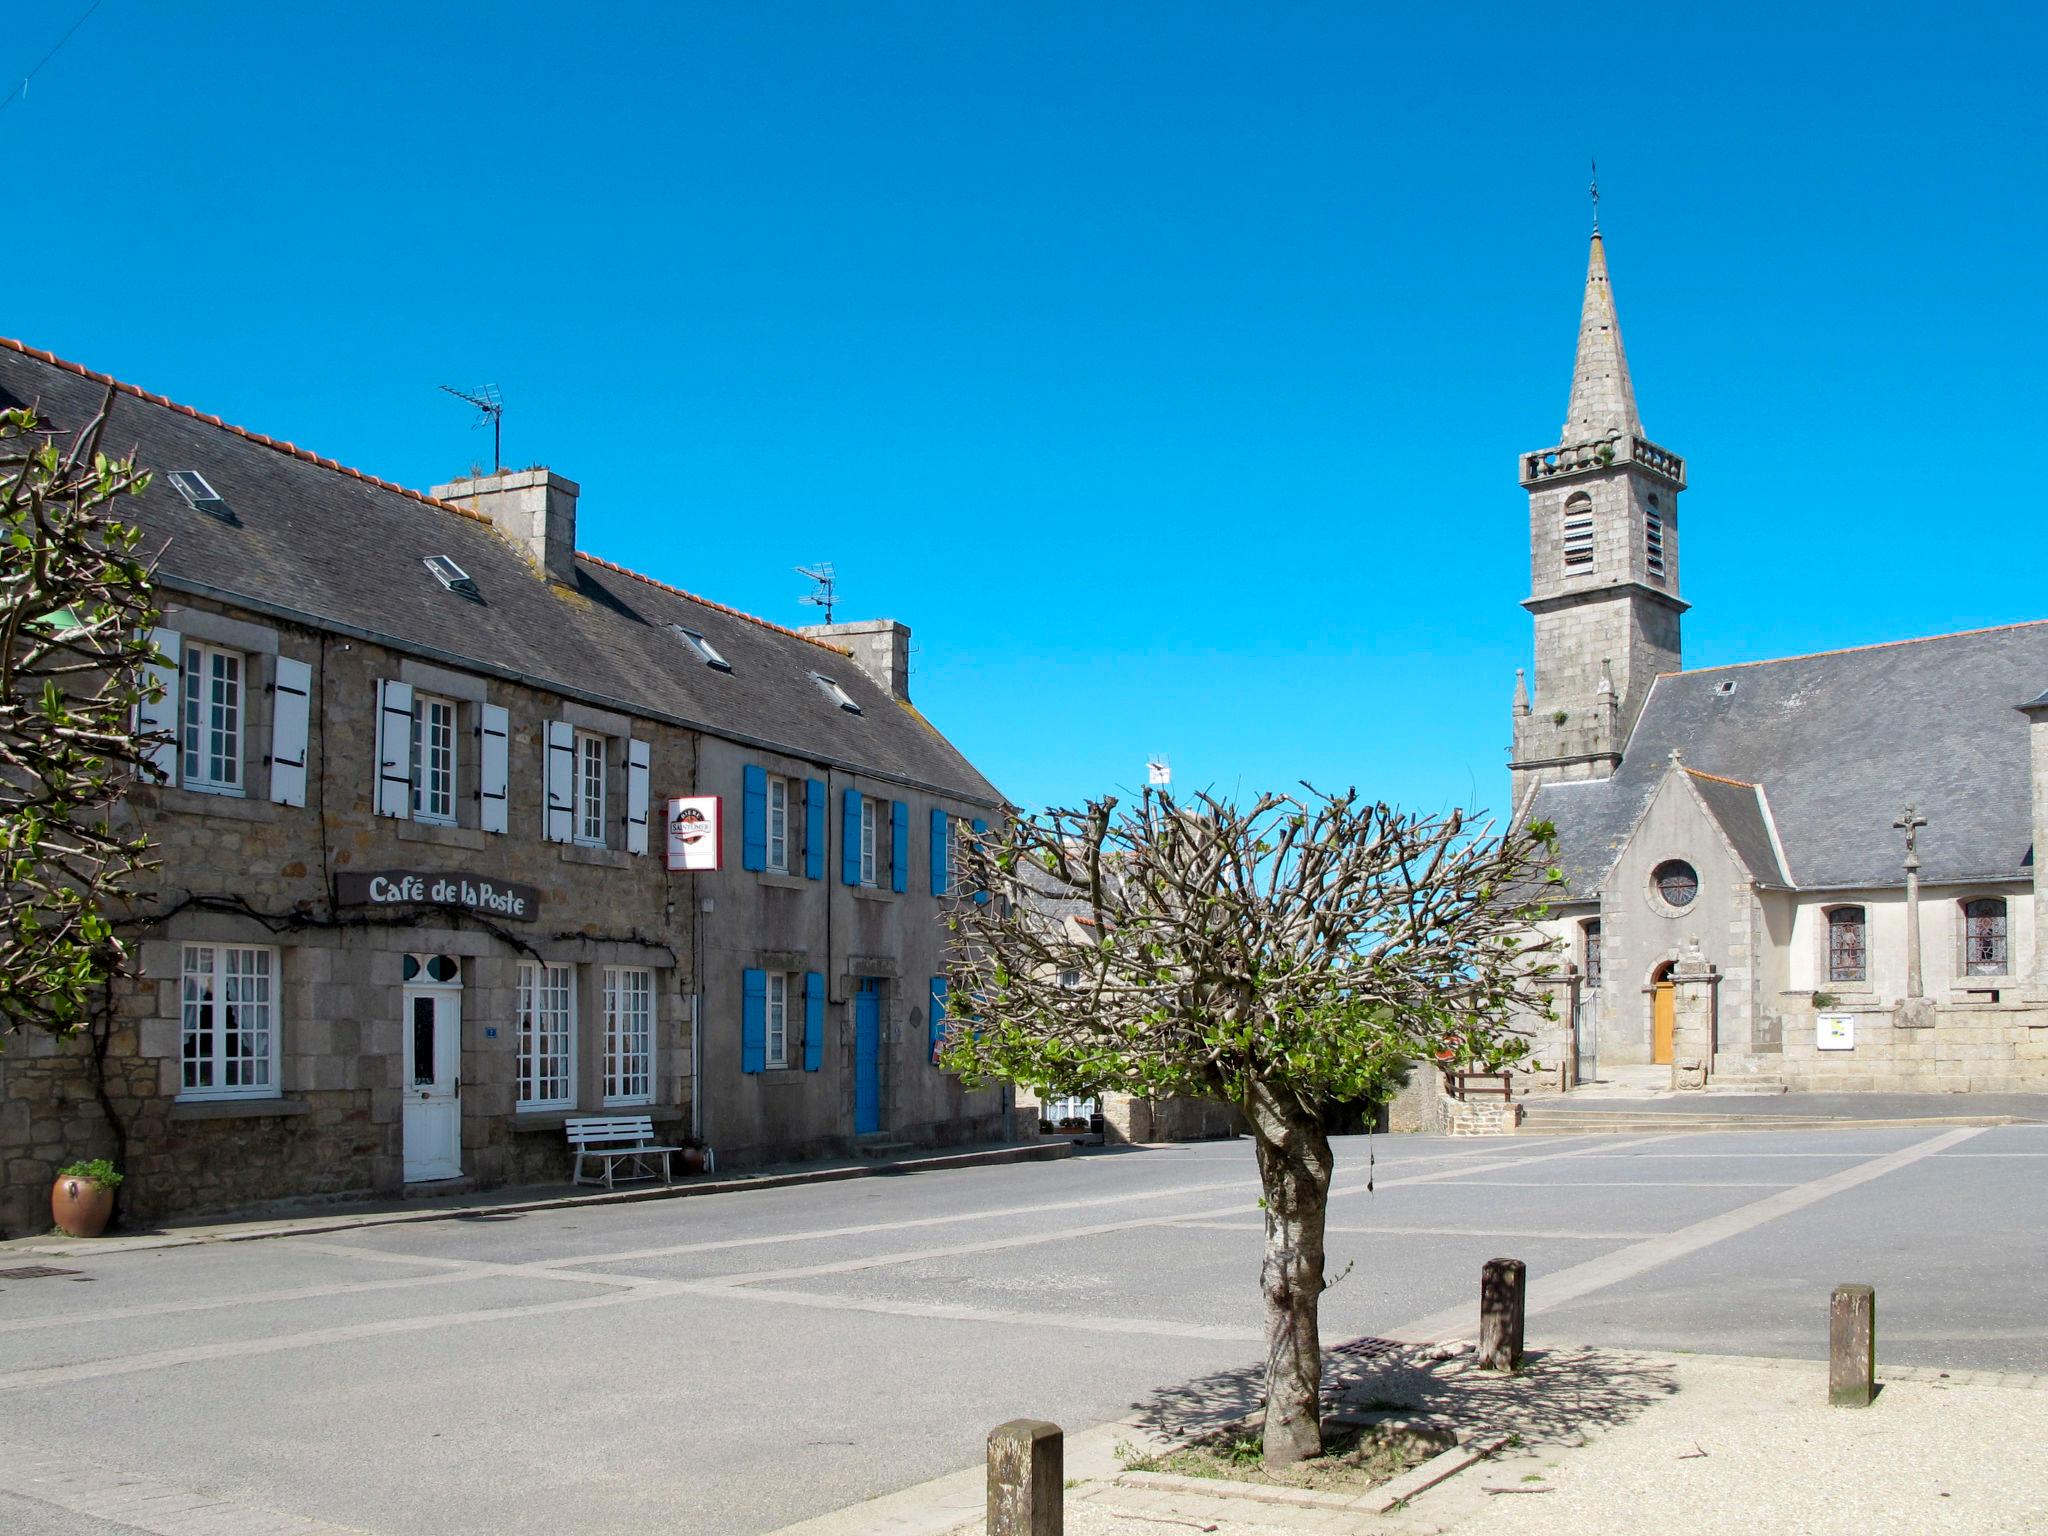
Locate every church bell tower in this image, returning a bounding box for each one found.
[1510,226,1687,807]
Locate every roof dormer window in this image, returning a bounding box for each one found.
[671,625,732,672]
[810,672,862,714]
[167,470,231,519]
[422,555,483,603]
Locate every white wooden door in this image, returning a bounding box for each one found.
[402,987,463,1182]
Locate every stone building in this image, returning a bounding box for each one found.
[1508,230,2048,1093]
[0,336,1006,1234]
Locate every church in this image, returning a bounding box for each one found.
[1507,227,2048,1094]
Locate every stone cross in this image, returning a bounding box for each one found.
[1894,806,1927,999]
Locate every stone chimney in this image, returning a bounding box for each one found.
[800,619,911,703]
[431,468,580,586]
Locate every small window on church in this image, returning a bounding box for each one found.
[1651,859,1697,909]
[1962,898,2008,976]
[1562,493,1594,571]
[1645,494,1666,583]
[1826,906,1867,983]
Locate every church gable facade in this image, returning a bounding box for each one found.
[1508,232,2048,1093]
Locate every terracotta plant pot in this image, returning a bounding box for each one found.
[679,1146,708,1176]
[51,1175,115,1238]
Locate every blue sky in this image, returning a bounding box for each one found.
[5,3,2043,819]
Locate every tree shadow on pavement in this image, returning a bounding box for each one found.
[1128,1336,1682,1448]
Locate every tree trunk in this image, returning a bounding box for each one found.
[1248,1086,1335,1468]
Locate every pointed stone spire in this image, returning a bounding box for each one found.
[1513,668,1530,716]
[1561,232,1642,445]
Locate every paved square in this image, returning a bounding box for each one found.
[2,1125,2044,1535]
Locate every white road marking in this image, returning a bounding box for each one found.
[0,1137,1652,1384]
[1170,1220,1662,1240]
[1425,1187,1794,1196]
[1386,1125,1987,1342]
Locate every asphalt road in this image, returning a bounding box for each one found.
[2,1123,2044,1536]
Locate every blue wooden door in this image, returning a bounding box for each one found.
[854,979,882,1134]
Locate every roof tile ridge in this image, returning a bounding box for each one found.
[1673,618,2048,678]
[1682,767,1758,788]
[0,333,493,529]
[573,551,852,654]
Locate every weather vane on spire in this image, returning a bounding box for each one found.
[1589,157,1601,234]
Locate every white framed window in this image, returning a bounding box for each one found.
[411,695,458,825]
[574,731,608,847]
[766,775,790,873]
[603,967,655,1105]
[180,943,278,1100]
[1645,494,1666,583]
[180,642,244,794]
[860,798,879,886]
[517,961,575,1110]
[766,971,790,1069]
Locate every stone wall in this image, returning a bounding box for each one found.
[0,588,998,1235]
[1756,996,2048,1092]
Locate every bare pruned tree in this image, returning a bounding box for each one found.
[1,389,160,1038]
[941,785,1558,1468]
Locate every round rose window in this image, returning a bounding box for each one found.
[1652,860,1699,908]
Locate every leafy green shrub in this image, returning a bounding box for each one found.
[57,1158,123,1188]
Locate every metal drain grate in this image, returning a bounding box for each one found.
[0,1265,83,1280]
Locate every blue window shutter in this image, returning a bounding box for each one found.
[804,777,826,880]
[929,976,948,1065]
[971,818,990,905]
[742,764,767,872]
[929,809,948,896]
[891,800,909,894]
[841,788,862,886]
[804,972,825,1072]
[741,968,766,1074]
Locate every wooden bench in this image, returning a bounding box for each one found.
[1443,1069,1514,1103]
[566,1114,681,1189]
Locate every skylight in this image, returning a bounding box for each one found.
[810,672,862,714]
[671,625,732,672]
[167,470,230,518]
[422,554,483,603]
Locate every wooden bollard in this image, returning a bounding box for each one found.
[1478,1257,1526,1371]
[1829,1284,1876,1407]
[987,1419,1062,1536]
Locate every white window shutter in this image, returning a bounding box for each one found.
[374,679,414,819]
[543,719,576,843]
[479,702,510,835]
[625,737,651,856]
[268,656,313,807]
[136,627,181,783]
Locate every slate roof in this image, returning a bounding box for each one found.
[0,337,1002,807]
[1525,622,2048,897]
[1683,771,1787,886]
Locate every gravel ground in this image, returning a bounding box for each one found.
[1030,1353,2048,1536]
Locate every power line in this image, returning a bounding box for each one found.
[0,0,111,119]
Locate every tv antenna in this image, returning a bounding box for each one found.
[796,562,838,624]
[440,384,504,474]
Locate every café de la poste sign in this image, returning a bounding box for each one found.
[335,870,541,921]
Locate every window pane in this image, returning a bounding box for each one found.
[576,735,606,844]
[1965,899,2008,975]
[604,968,653,1103]
[1827,908,1866,983]
[767,778,787,871]
[412,995,436,1086]
[181,945,216,1090]
[518,962,574,1106]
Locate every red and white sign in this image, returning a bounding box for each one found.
[666,796,722,871]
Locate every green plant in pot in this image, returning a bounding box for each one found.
[52,1158,123,1238]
